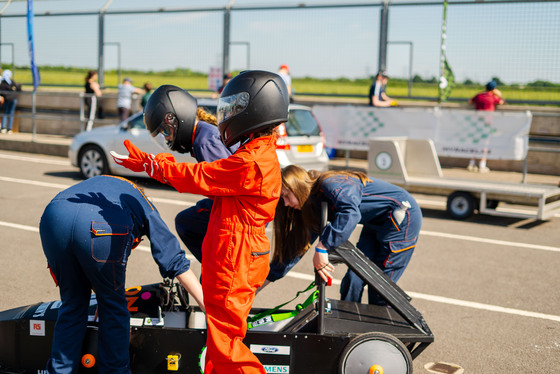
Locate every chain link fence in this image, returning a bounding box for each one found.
[0,1,558,104]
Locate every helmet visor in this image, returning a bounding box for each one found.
[150,112,179,151]
[217,92,250,124]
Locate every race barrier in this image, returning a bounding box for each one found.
[313,105,532,160]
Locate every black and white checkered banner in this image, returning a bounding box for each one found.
[313,105,531,160]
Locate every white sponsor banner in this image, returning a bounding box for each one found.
[313,105,531,160]
[433,109,531,160]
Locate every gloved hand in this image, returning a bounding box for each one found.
[143,153,162,180]
[110,139,151,173]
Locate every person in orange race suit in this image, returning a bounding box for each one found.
[110,71,289,373]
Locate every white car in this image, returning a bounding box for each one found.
[69,102,329,179]
[69,111,196,179]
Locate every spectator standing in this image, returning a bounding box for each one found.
[467,80,505,172]
[211,73,232,99]
[368,70,396,107]
[0,70,21,134]
[278,64,293,102]
[84,70,103,131]
[141,82,153,109]
[469,80,504,111]
[116,77,143,122]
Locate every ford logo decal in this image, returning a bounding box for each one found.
[262,347,278,353]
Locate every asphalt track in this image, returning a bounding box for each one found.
[0,150,559,373]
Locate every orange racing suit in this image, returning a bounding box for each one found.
[155,134,281,374]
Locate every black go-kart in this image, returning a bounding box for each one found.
[0,204,433,374]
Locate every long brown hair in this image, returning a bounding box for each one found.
[273,166,370,264]
[85,70,97,83]
[196,107,217,125]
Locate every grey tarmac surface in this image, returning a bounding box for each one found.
[0,149,559,373]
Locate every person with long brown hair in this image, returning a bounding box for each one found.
[84,70,103,123]
[267,164,423,305]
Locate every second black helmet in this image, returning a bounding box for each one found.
[217,70,289,147]
[143,84,198,153]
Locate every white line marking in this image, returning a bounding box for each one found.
[416,197,560,218]
[3,175,559,217]
[0,176,71,189]
[282,270,560,323]
[421,230,560,253]
[0,221,39,232]
[406,291,560,323]
[3,220,559,323]
[0,153,70,165]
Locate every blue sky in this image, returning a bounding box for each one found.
[0,0,558,84]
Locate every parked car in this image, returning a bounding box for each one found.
[69,111,196,179]
[69,101,328,179]
[276,103,329,172]
[200,100,329,172]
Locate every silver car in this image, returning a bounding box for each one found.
[202,100,329,171]
[69,103,328,179]
[69,111,196,179]
[276,103,329,172]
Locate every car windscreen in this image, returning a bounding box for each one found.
[285,109,321,137]
[129,113,146,129]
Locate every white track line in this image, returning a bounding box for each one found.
[0,153,70,165]
[406,291,560,323]
[421,230,560,253]
[0,176,71,189]
[2,220,559,323]
[3,175,559,217]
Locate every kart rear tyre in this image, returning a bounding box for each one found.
[338,332,412,374]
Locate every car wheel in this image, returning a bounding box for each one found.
[446,191,476,220]
[79,145,109,179]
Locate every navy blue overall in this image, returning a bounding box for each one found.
[270,175,422,305]
[40,176,191,373]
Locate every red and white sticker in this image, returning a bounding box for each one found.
[30,320,45,336]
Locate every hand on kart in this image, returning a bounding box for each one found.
[110,139,152,173]
[313,246,334,283]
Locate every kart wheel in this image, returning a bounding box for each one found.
[79,145,109,179]
[338,332,412,374]
[446,191,476,220]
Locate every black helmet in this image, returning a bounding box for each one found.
[217,70,289,147]
[143,84,197,153]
